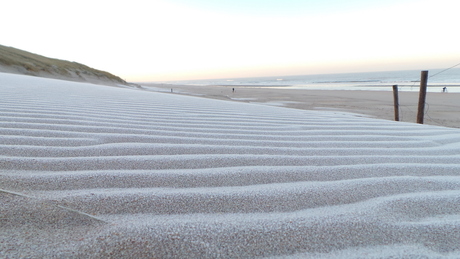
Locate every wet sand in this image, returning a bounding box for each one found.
[142,83,460,128]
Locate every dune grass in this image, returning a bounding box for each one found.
[0,44,127,84]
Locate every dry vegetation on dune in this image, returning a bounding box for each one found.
[0,44,127,85]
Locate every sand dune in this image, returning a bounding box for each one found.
[1,72,460,258]
[0,44,128,86]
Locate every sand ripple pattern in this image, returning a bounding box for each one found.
[1,73,460,258]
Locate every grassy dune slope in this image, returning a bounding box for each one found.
[0,44,127,86]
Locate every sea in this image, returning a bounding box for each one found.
[162,68,460,93]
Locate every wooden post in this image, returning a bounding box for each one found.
[392,85,399,121]
[416,71,429,124]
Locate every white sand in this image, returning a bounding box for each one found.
[1,72,460,258]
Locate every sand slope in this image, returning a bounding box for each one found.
[0,44,128,86]
[1,72,460,258]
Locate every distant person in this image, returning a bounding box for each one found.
[232,88,235,93]
[443,87,447,92]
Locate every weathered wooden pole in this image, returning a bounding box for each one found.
[416,71,429,124]
[392,85,399,121]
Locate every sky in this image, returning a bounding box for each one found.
[1,0,459,82]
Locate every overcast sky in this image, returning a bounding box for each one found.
[2,0,459,82]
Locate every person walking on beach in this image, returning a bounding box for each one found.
[232,88,235,93]
[443,87,447,92]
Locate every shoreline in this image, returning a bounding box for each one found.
[140,83,460,128]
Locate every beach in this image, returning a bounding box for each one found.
[143,83,460,129]
[2,73,460,258]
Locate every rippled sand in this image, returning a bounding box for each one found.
[1,73,460,258]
